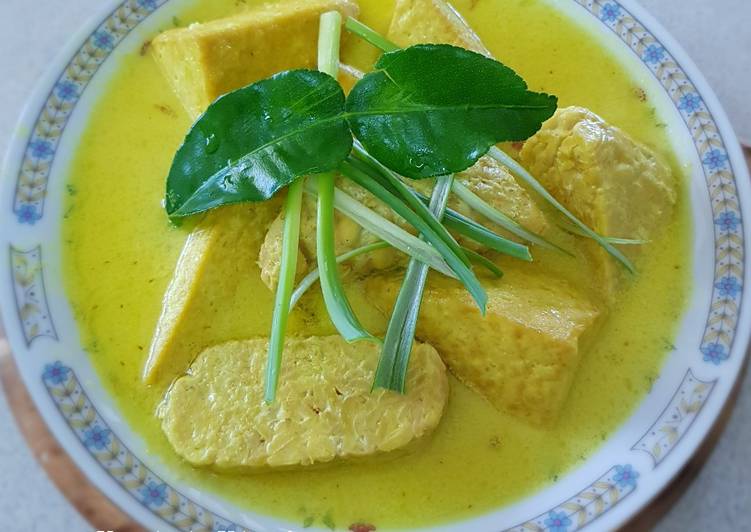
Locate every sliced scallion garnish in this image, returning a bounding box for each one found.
[264,179,304,402]
[410,191,532,261]
[315,11,376,343]
[557,221,648,245]
[351,144,470,266]
[340,159,487,313]
[373,175,455,392]
[463,247,504,278]
[344,17,399,53]
[291,241,391,309]
[303,181,455,278]
[488,146,635,272]
[452,180,571,256]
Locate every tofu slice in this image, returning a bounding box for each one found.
[367,272,600,425]
[258,156,549,290]
[520,106,676,296]
[143,201,280,384]
[387,0,491,56]
[146,2,365,384]
[159,336,448,469]
[520,106,676,240]
[151,0,360,118]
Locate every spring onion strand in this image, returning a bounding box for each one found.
[291,241,391,309]
[316,174,378,342]
[303,182,455,278]
[463,247,504,278]
[264,179,304,403]
[344,17,400,53]
[558,222,648,245]
[314,12,376,343]
[488,146,635,272]
[351,143,471,266]
[409,192,532,261]
[452,180,571,256]
[374,174,455,391]
[341,160,487,313]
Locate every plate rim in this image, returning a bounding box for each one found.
[0,0,749,530]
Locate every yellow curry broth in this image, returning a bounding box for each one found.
[62,0,690,528]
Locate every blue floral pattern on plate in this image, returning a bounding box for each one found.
[12,0,171,225]
[505,465,639,531]
[576,0,746,368]
[43,363,247,532]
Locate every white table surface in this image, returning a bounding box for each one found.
[0,1,749,531]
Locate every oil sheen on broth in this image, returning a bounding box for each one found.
[61,0,690,528]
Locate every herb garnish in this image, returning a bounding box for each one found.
[166,69,351,218]
[163,13,634,399]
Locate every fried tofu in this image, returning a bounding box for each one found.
[151,0,359,118]
[159,336,448,469]
[387,0,491,56]
[520,106,675,240]
[367,272,600,425]
[520,106,676,296]
[142,201,280,384]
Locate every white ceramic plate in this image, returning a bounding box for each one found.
[1,0,749,530]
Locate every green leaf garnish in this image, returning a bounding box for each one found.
[346,44,558,179]
[166,69,352,218]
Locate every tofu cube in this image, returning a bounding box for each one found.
[151,0,359,118]
[387,0,491,55]
[142,200,281,384]
[520,106,676,297]
[367,272,600,425]
[520,106,676,240]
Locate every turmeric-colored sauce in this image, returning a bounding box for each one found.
[62,0,691,528]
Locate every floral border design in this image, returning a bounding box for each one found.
[577,0,745,367]
[10,246,57,346]
[504,465,639,532]
[13,0,168,225]
[632,370,716,467]
[42,362,248,532]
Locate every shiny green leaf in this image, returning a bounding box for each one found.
[166,69,352,217]
[346,44,557,179]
